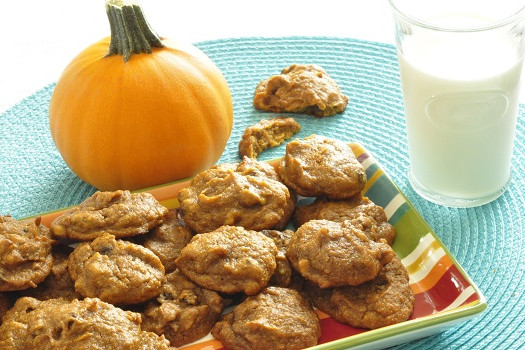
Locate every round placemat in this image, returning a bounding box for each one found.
[0,37,523,349]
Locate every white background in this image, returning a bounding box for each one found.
[0,0,394,113]
[0,0,524,114]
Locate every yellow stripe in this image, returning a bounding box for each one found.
[362,168,384,193]
[401,233,434,266]
[350,143,365,157]
[405,240,442,275]
[159,198,180,210]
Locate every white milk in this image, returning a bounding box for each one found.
[398,18,523,199]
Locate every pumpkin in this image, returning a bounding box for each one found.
[49,0,233,191]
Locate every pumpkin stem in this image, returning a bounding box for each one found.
[105,0,164,62]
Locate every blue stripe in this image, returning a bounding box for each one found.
[364,174,399,209]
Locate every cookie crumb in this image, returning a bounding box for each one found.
[239,117,301,158]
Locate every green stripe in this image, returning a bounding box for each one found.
[388,201,410,226]
[391,208,432,259]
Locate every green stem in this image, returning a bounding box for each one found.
[105,0,164,62]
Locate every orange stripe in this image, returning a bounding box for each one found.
[315,309,330,320]
[180,339,223,350]
[362,168,384,193]
[411,254,454,294]
[141,180,190,202]
[39,210,69,228]
[405,240,442,275]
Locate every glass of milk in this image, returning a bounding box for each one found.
[388,0,525,207]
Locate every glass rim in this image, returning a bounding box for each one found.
[387,0,525,32]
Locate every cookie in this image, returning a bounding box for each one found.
[18,244,81,301]
[253,64,348,117]
[0,297,173,349]
[68,233,164,305]
[287,219,395,288]
[50,190,169,241]
[239,116,301,158]
[304,257,414,329]
[278,135,366,199]
[175,226,277,295]
[212,286,321,350]
[142,269,224,347]
[0,216,53,292]
[0,293,12,325]
[261,229,294,287]
[143,209,193,273]
[294,194,396,245]
[178,157,295,233]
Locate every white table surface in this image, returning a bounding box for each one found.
[1,0,524,114]
[0,0,396,114]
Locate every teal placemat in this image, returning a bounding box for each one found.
[0,37,524,349]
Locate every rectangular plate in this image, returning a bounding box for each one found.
[36,143,487,350]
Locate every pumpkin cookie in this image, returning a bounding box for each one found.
[239,116,301,158]
[0,293,12,325]
[261,229,294,287]
[0,216,53,292]
[212,286,321,350]
[142,269,224,347]
[68,233,165,305]
[278,135,366,199]
[287,219,395,288]
[0,297,173,349]
[143,209,193,273]
[178,157,295,233]
[18,244,81,301]
[253,64,348,117]
[304,257,414,329]
[175,226,277,295]
[50,190,169,241]
[294,194,396,245]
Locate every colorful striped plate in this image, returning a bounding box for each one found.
[36,143,487,350]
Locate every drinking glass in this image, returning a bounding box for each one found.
[388,0,525,207]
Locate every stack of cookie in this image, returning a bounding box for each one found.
[0,191,177,349]
[175,134,414,348]
[0,134,414,350]
[279,135,415,330]
[175,155,321,349]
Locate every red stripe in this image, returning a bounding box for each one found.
[464,292,479,305]
[318,264,481,343]
[318,317,366,344]
[318,264,481,339]
[411,264,479,318]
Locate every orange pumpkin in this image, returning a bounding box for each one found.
[49,0,233,191]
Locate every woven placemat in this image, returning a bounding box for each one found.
[1,37,524,349]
